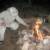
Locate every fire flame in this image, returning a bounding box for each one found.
[32,18,44,41]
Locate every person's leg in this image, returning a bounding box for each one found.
[0,26,6,41]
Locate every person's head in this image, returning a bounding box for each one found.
[8,7,18,16]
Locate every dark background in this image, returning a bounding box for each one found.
[0,0,50,9]
[0,0,50,17]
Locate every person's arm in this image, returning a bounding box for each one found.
[9,7,28,27]
[16,15,28,27]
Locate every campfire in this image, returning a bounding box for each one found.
[17,18,50,50]
[32,18,50,43]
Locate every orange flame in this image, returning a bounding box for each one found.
[32,19,44,41]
